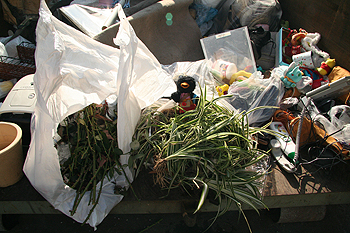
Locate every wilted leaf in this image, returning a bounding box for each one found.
[78,118,85,125]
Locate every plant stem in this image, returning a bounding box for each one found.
[70,166,103,216]
[81,168,107,225]
[138,219,163,233]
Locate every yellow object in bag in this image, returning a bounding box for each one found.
[0,79,15,99]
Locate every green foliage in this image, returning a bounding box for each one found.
[59,103,125,224]
[131,90,272,232]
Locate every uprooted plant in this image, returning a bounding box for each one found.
[130,89,273,232]
[57,103,130,224]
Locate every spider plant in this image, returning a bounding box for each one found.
[130,88,274,232]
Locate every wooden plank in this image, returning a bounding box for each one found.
[0,201,60,214]
[2,160,350,215]
[1,190,350,215]
[264,159,350,196]
[262,151,350,211]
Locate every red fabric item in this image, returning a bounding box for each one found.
[320,62,331,74]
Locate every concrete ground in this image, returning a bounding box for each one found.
[2,204,350,233]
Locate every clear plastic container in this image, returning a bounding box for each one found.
[200,26,257,77]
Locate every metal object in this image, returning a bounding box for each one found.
[102,2,124,30]
[2,15,38,46]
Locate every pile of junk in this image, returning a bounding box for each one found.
[0,0,350,230]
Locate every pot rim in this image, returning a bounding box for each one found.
[0,122,22,154]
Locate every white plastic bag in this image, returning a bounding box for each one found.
[315,105,350,145]
[23,0,176,228]
[0,42,8,56]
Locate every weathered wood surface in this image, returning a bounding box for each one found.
[1,156,350,214]
[263,158,350,208]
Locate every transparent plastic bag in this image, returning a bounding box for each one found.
[226,70,284,126]
[162,59,217,97]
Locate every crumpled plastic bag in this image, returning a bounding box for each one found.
[226,70,285,126]
[315,105,350,145]
[23,0,176,228]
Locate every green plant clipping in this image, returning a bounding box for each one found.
[57,103,128,224]
[131,90,272,231]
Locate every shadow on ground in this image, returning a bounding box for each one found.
[3,204,350,233]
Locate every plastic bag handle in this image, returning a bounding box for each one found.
[117,3,127,21]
